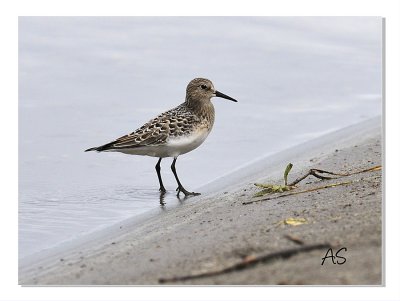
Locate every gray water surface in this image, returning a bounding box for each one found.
[19,17,382,259]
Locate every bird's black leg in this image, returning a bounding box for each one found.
[155,158,166,193]
[171,157,200,197]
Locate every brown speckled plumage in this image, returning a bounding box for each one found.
[110,101,214,149]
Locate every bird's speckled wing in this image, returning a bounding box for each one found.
[102,103,199,150]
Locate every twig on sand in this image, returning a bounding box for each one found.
[244,180,353,205]
[158,243,331,283]
[284,234,305,245]
[247,165,381,205]
[288,165,381,186]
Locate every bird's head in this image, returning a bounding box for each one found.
[185,78,237,106]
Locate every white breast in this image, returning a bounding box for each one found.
[165,128,210,157]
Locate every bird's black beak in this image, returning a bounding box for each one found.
[215,90,238,102]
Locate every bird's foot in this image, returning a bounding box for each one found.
[176,186,201,197]
[159,188,167,206]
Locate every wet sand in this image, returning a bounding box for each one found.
[19,117,382,285]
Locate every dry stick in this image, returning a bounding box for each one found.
[158,243,331,284]
[288,165,381,186]
[243,181,353,205]
[288,169,338,186]
[244,165,382,206]
[284,234,305,245]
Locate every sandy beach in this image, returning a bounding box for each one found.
[19,117,382,285]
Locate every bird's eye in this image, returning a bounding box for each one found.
[200,84,207,90]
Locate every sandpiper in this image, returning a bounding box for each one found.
[85,78,237,196]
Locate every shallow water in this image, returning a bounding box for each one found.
[19,17,382,259]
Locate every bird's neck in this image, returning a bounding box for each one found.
[185,97,215,123]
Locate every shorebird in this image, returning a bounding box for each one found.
[85,78,237,196]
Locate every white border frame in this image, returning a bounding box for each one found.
[1,0,399,300]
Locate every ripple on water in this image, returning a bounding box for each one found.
[19,185,182,259]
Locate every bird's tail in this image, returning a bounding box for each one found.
[85,141,116,152]
[85,146,99,152]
